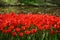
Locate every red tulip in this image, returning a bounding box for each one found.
[43,25,50,30]
[54,24,57,29]
[50,30,55,35]
[12,32,16,36]
[25,30,31,35]
[7,29,12,33]
[2,30,7,34]
[31,29,37,34]
[19,32,24,37]
[15,28,20,32]
[21,26,26,30]
[9,25,14,29]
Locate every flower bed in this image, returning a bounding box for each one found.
[0,12,60,40]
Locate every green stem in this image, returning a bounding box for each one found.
[45,31,48,40]
[54,34,58,40]
[41,32,45,40]
[0,32,3,40]
[10,36,14,40]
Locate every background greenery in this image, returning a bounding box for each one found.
[0,0,60,6]
[0,0,60,16]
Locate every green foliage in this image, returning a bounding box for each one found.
[46,0,60,6]
[0,0,60,6]
[0,0,18,5]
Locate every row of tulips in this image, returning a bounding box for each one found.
[0,12,60,40]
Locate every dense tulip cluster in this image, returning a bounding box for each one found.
[0,12,60,38]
